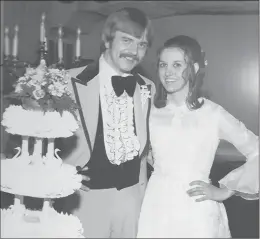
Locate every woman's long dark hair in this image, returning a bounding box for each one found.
[154,35,206,110]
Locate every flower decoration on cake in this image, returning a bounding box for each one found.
[8,59,78,118]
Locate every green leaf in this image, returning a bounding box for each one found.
[21,84,35,96]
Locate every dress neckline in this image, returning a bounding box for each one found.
[165,101,188,111]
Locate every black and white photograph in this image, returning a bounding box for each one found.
[0,0,259,238]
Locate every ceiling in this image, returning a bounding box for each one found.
[50,1,258,37]
[73,1,258,19]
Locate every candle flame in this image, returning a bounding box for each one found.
[77,27,81,36]
[14,25,19,32]
[42,13,46,22]
[4,27,9,34]
[58,27,63,37]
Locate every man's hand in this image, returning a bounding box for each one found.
[76,166,90,192]
[187,180,235,202]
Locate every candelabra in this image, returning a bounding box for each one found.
[2,42,49,80]
[2,57,27,79]
[2,25,28,79]
[71,56,82,68]
[3,13,84,80]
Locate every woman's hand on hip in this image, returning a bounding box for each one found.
[187,180,235,202]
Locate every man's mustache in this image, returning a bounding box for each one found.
[120,53,139,62]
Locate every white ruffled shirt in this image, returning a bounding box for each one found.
[99,55,140,165]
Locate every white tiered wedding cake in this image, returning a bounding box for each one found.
[1,60,84,238]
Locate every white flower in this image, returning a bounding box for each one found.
[63,74,70,84]
[15,83,23,93]
[48,85,55,91]
[64,87,71,95]
[49,90,58,97]
[41,80,48,86]
[33,89,45,100]
[27,80,34,87]
[140,85,151,108]
[53,82,66,92]
[25,68,35,75]
[12,62,77,113]
[47,82,66,97]
[50,89,61,97]
[30,77,41,86]
[48,69,61,74]
[56,92,63,97]
[17,76,27,83]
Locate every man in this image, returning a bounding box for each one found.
[58,7,156,238]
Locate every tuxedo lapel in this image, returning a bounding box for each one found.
[74,79,100,150]
[71,62,100,153]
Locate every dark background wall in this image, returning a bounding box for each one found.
[1,1,259,238]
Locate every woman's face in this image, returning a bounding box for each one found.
[158,47,189,94]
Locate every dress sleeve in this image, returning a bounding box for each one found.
[217,105,259,200]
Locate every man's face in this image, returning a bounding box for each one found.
[104,31,148,74]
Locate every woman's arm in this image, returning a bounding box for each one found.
[217,105,259,200]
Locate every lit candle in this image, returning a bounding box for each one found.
[58,26,63,61]
[40,13,46,43]
[4,27,10,56]
[76,27,81,58]
[40,13,45,42]
[12,25,19,58]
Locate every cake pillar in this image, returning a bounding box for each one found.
[41,198,53,222]
[21,136,29,156]
[14,194,24,206]
[43,198,53,209]
[47,138,54,158]
[42,198,53,216]
[33,137,43,156]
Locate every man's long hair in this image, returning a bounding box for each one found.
[100,7,153,53]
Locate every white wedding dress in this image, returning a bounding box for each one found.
[137,98,259,238]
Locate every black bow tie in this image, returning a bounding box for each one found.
[111,75,137,97]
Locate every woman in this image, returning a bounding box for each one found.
[137,35,259,238]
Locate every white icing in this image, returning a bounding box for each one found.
[2,105,79,138]
[1,205,84,238]
[1,155,82,198]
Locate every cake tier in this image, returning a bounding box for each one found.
[1,155,82,198]
[2,105,79,138]
[1,205,84,238]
